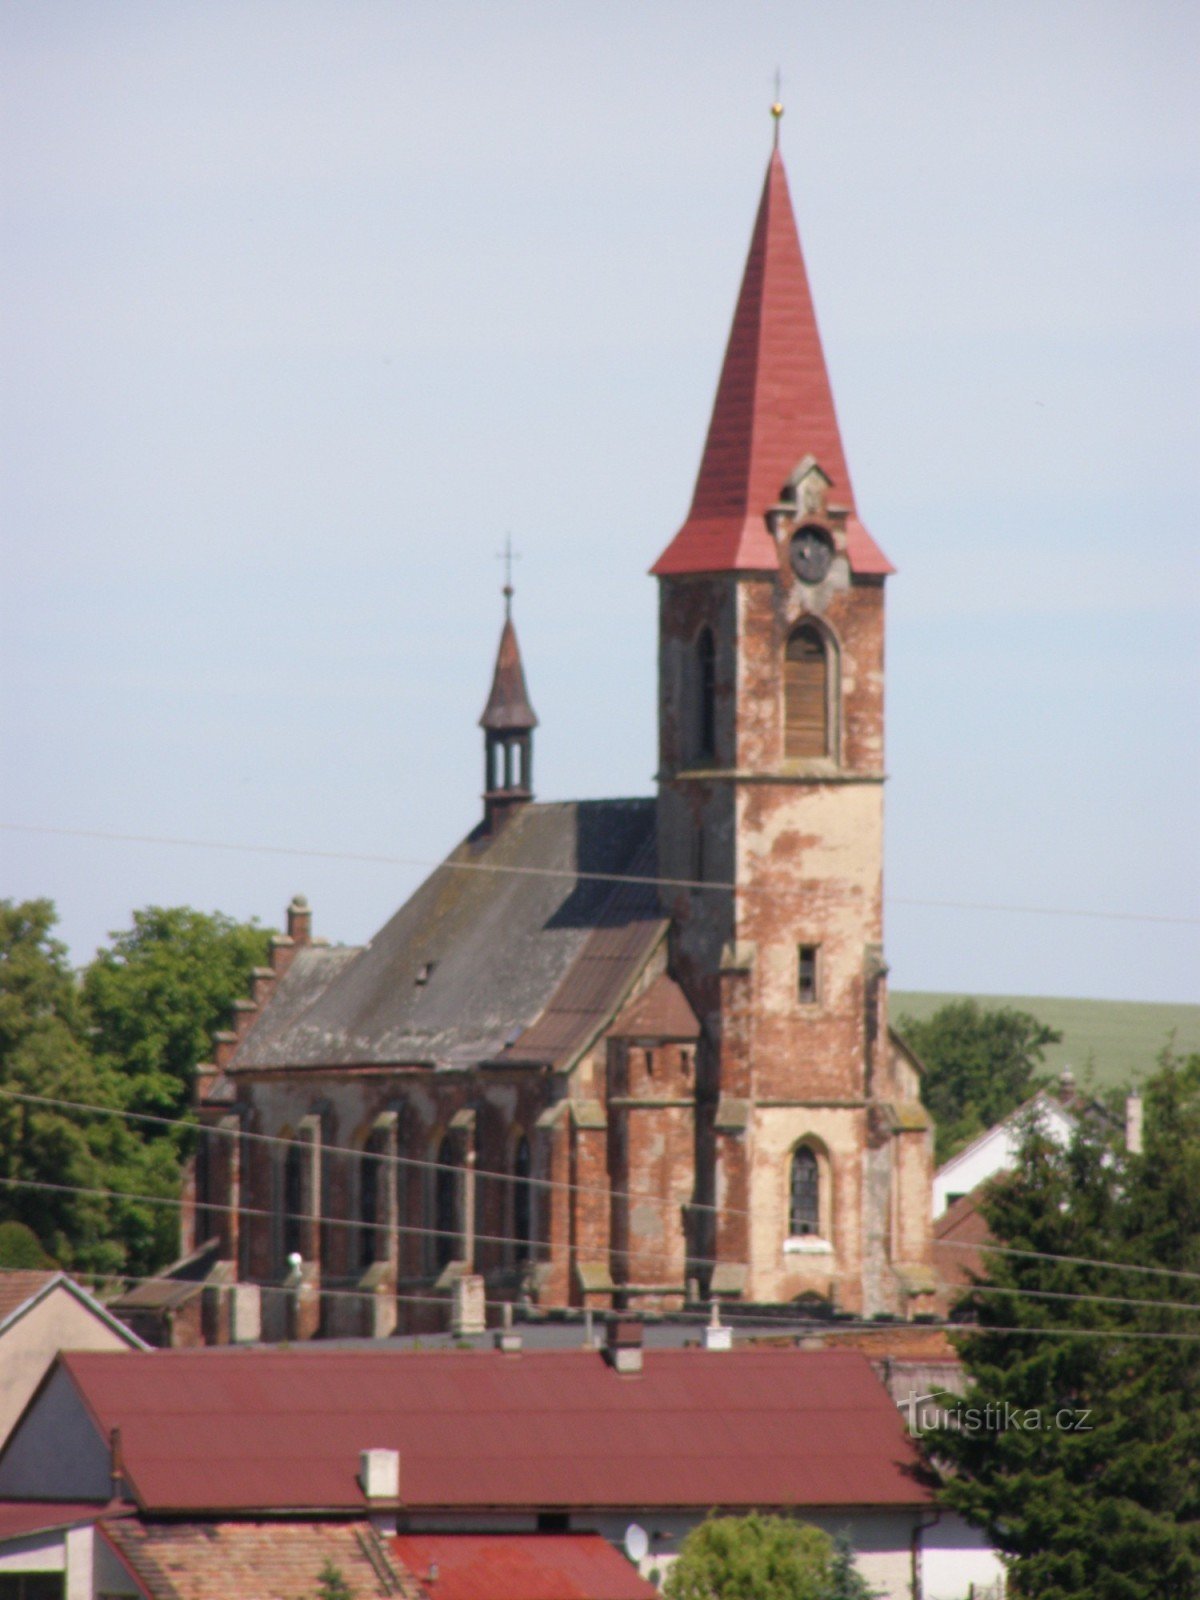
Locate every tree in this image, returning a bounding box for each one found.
[0,1220,56,1268]
[897,999,1061,1162]
[663,1514,876,1600]
[934,1051,1200,1598]
[314,1563,355,1600]
[83,905,272,1122]
[0,898,177,1273]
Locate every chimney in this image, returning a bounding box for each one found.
[1125,1090,1144,1155]
[605,1319,644,1375]
[360,1447,400,1535]
[494,1300,522,1354]
[287,894,312,946]
[703,1301,732,1352]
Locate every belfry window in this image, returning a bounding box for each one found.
[789,1146,820,1237]
[696,627,716,760]
[784,624,828,759]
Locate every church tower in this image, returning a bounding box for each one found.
[653,136,933,1315]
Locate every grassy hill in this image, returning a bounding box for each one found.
[891,993,1200,1095]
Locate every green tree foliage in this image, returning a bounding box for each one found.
[1,898,271,1278]
[0,1219,56,1268]
[314,1563,355,1600]
[897,999,1061,1162]
[83,905,271,1122]
[935,1052,1200,1598]
[0,899,177,1272]
[663,1514,876,1600]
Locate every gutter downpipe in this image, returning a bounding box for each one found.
[911,1505,942,1600]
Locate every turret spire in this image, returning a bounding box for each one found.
[479,580,537,828]
[652,144,891,577]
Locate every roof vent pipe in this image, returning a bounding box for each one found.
[704,1301,732,1352]
[495,1300,522,1354]
[605,1319,644,1375]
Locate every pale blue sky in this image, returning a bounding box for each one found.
[2,2,1197,1002]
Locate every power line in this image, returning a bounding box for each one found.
[959,1281,1200,1316]
[9,1084,1200,1295]
[3,820,1194,926]
[934,1237,1200,1286]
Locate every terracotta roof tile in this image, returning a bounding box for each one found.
[608,974,700,1040]
[102,1518,423,1600]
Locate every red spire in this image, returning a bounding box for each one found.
[652,149,892,577]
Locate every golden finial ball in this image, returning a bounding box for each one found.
[771,101,784,120]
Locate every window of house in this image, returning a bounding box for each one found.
[696,627,716,760]
[797,944,820,1004]
[789,1146,821,1237]
[784,624,828,759]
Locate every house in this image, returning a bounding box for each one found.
[930,1078,1085,1219]
[0,1270,144,1447]
[180,124,938,1341]
[0,1342,1004,1599]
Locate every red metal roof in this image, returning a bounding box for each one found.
[0,1501,113,1540]
[52,1347,932,1514]
[653,150,892,579]
[391,1534,658,1600]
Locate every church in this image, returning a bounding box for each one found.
[185,134,937,1340]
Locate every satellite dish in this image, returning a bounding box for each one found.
[624,1523,650,1564]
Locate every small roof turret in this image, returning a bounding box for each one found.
[479,600,538,732]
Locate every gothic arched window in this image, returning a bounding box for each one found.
[696,627,716,760]
[789,1145,821,1237]
[784,624,829,759]
[512,1135,533,1264]
[434,1134,459,1271]
[282,1138,304,1262]
[359,1146,381,1271]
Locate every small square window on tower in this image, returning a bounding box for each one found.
[797,944,820,1005]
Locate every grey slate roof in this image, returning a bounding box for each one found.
[231,799,663,1072]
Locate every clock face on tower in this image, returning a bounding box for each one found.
[789,525,833,585]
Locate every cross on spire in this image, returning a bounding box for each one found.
[771,69,784,148]
[496,535,520,616]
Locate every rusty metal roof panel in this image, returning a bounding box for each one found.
[54,1348,933,1514]
[232,800,656,1071]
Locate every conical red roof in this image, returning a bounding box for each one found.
[480,613,538,731]
[652,150,892,577]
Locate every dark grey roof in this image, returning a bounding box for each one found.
[232,799,663,1072]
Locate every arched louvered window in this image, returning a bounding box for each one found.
[434,1134,459,1271]
[696,628,716,760]
[784,624,828,759]
[513,1135,533,1264]
[789,1146,820,1237]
